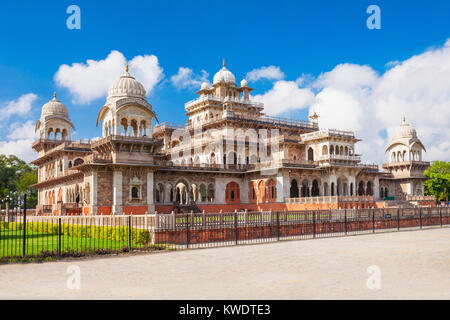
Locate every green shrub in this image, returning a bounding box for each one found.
[2,221,151,245]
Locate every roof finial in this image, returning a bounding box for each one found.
[53,91,56,99]
[125,64,129,73]
[223,58,226,68]
[402,115,406,124]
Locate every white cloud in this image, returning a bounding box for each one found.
[253,80,315,115]
[7,120,38,140]
[54,50,164,104]
[246,66,285,82]
[0,93,38,119]
[0,120,39,162]
[256,39,450,163]
[129,55,164,93]
[170,67,209,90]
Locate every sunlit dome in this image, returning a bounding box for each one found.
[213,60,236,85]
[201,82,209,90]
[107,65,146,99]
[392,116,418,141]
[240,78,248,87]
[41,93,69,118]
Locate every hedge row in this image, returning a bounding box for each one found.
[0,221,151,245]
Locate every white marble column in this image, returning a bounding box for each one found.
[113,171,123,215]
[147,171,155,214]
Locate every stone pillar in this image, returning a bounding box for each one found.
[279,170,288,202]
[147,171,155,213]
[373,177,380,200]
[113,170,123,215]
[91,171,98,215]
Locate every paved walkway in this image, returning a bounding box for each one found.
[1,227,449,299]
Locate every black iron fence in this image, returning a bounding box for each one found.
[0,206,448,261]
[154,206,450,249]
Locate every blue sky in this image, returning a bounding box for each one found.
[0,0,449,162]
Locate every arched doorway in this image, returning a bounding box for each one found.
[301,180,309,197]
[311,180,320,197]
[366,181,373,196]
[358,181,365,196]
[290,179,299,198]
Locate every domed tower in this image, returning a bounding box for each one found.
[35,92,75,141]
[93,65,162,215]
[96,65,158,138]
[382,116,429,199]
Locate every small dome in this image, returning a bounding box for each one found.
[41,93,69,118]
[213,63,236,85]
[240,78,248,87]
[201,82,209,90]
[107,66,146,99]
[392,116,417,141]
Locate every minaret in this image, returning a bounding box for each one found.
[309,107,319,127]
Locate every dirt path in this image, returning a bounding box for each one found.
[1,227,449,299]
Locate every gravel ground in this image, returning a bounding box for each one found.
[1,227,449,300]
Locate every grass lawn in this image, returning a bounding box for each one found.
[0,229,134,258]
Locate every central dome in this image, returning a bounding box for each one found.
[41,93,69,118]
[213,61,236,85]
[392,116,417,140]
[107,66,146,99]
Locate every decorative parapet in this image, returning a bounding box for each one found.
[301,128,356,141]
[285,195,375,204]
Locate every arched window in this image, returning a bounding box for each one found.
[331,182,335,196]
[258,180,266,203]
[330,145,334,155]
[199,184,207,202]
[322,145,328,155]
[249,181,257,203]
[131,187,139,199]
[207,184,215,202]
[225,182,240,204]
[73,158,84,167]
[268,179,277,202]
[307,147,314,161]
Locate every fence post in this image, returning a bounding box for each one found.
[186,214,190,249]
[234,210,238,245]
[58,217,62,256]
[344,209,347,235]
[128,215,132,251]
[22,194,27,257]
[276,211,280,241]
[397,207,400,231]
[372,208,375,233]
[312,211,316,238]
[439,206,442,227]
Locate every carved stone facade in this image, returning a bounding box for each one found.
[31,63,432,215]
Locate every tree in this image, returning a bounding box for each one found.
[0,155,38,208]
[424,161,449,202]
